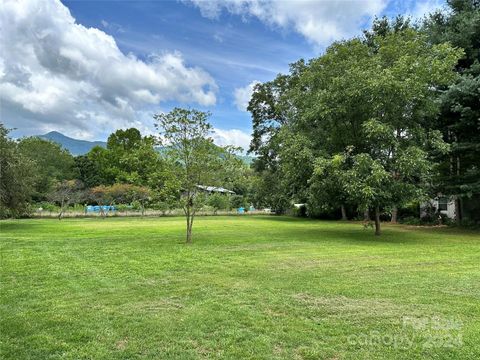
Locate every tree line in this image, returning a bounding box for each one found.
[1,109,258,242]
[1,1,478,239]
[247,0,479,234]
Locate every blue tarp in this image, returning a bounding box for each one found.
[86,205,116,213]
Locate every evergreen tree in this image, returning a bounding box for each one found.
[424,0,480,221]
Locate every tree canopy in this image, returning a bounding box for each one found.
[18,137,76,200]
[248,26,462,234]
[423,0,480,221]
[0,125,37,218]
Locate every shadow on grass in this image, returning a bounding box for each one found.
[241,216,480,242]
[2,216,477,247]
[0,221,45,232]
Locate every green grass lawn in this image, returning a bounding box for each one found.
[1,216,479,359]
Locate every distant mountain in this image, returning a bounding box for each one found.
[38,131,106,155]
[36,131,256,164]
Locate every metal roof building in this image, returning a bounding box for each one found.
[196,185,235,194]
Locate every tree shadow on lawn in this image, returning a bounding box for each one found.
[2,216,476,247]
[245,216,480,241]
[0,221,46,233]
[196,226,435,249]
[280,228,427,245]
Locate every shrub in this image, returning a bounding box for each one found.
[400,213,453,226]
[291,204,307,217]
[230,195,247,209]
[36,202,58,212]
[207,193,230,214]
[400,216,422,226]
[452,218,480,229]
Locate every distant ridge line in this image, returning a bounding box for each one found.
[37,131,106,155]
[36,131,255,164]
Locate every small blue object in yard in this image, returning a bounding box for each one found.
[86,205,116,213]
[249,205,255,212]
[237,207,245,214]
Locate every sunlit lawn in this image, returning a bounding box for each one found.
[1,216,479,359]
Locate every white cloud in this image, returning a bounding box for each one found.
[0,0,217,139]
[234,80,260,111]
[407,0,445,20]
[187,0,388,47]
[212,128,252,151]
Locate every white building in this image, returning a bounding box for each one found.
[421,196,456,219]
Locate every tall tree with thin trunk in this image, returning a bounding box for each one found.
[154,108,236,243]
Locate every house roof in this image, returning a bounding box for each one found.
[196,185,235,194]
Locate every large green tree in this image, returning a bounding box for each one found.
[249,27,462,234]
[0,125,37,218]
[424,0,480,221]
[74,154,105,188]
[106,128,143,151]
[105,128,162,185]
[80,128,164,187]
[306,30,460,233]
[18,137,75,200]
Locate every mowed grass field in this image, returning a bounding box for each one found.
[1,216,479,359]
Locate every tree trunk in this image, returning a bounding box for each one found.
[455,197,462,225]
[364,208,370,221]
[391,205,398,223]
[340,204,347,221]
[186,223,192,243]
[58,199,64,220]
[455,154,462,225]
[374,206,381,236]
[99,204,105,219]
[186,215,193,244]
[185,205,193,244]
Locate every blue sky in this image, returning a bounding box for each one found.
[1,0,445,150]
